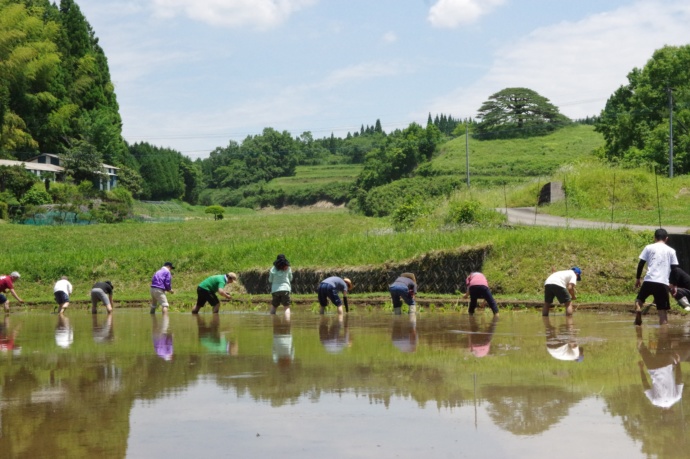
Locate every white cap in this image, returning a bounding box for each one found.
[10,271,20,278]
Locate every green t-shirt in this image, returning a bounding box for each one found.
[199,275,226,293]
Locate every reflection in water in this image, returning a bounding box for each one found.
[468,315,498,358]
[196,314,238,355]
[319,316,350,354]
[543,316,583,362]
[55,314,73,349]
[152,314,173,361]
[391,315,417,353]
[92,314,114,344]
[0,315,20,356]
[3,312,690,458]
[272,314,294,366]
[636,326,687,409]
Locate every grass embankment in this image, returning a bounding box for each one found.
[266,164,362,192]
[432,124,603,185]
[3,208,649,307]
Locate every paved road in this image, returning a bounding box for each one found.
[498,207,690,234]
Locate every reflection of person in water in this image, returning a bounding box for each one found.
[637,326,685,409]
[272,314,294,366]
[196,314,238,355]
[468,315,498,358]
[319,316,351,354]
[55,314,74,349]
[152,314,173,361]
[0,315,20,355]
[543,316,583,362]
[391,314,418,353]
[92,314,114,344]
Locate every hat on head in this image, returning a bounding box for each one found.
[343,278,353,290]
[164,262,175,269]
[10,271,20,279]
[105,280,113,288]
[571,267,582,281]
[226,272,237,282]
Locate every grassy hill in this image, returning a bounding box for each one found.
[265,164,363,192]
[431,124,604,184]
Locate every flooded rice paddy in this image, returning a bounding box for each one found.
[1,309,689,458]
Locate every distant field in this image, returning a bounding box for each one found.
[265,164,362,191]
[432,124,604,179]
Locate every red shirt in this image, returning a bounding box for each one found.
[0,275,14,292]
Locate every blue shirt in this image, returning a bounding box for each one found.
[321,276,348,293]
[151,267,172,291]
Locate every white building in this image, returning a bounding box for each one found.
[0,154,118,191]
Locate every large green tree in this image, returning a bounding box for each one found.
[475,87,570,139]
[596,44,690,175]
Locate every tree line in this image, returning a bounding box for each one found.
[2,0,689,218]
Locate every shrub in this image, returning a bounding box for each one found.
[20,183,52,206]
[391,198,430,232]
[446,199,506,226]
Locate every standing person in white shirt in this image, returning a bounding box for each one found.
[54,276,73,315]
[542,267,582,317]
[635,228,679,325]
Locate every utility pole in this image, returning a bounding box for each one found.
[668,87,674,178]
[465,122,470,187]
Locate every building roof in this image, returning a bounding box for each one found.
[0,159,64,173]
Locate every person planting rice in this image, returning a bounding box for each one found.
[0,272,24,313]
[635,228,679,325]
[90,280,114,314]
[463,271,499,316]
[389,272,418,315]
[192,272,237,314]
[669,266,690,311]
[318,276,352,315]
[150,262,175,314]
[53,276,73,314]
[542,267,582,317]
[269,254,292,316]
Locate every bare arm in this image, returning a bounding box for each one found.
[10,289,23,303]
[635,260,646,288]
[568,284,576,301]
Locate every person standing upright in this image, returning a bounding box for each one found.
[635,228,679,325]
[269,254,292,316]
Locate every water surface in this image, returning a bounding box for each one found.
[1,310,688,458]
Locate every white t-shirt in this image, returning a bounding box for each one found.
[53,279,73,295]
[639,242,678,285]
[645,364,683,408]
[544,270,577,288]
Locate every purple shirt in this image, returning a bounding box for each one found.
[151,267,172,291]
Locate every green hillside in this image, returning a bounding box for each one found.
[265,164,363,192]
[431,124,604,184]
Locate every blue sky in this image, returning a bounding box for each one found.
[77,0,690,159]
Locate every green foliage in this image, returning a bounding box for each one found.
[62,138,104,183]
[0,200,7,219]
[446,199,505,226]
[106,186,134,206]
[129,142,185,200]
[355,122,442,191]
[391,198,430,232]
[596,44,690,174]
[0,164,38,199]
[475,87,571,140]
[114,164,144,197]
[204,205,225,219]
[19,182,51,206]
[356,176,463,217]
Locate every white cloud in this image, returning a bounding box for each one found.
[151,0,318,29]
[428,0,506,28]
[382,31,398,44]
[425,0,690,120]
